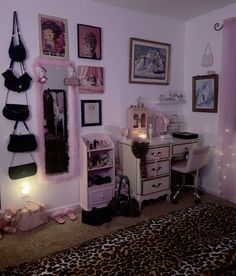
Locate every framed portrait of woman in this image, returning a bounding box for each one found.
[38,14,69,59]
[192,74,218,113]
[77,24,101,60]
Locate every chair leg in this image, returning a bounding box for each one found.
[193,171,201,204]
[172,174,185,204]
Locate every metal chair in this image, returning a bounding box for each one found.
[171,145,210,204]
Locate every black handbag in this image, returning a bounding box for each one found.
[109,175,140,217]
[8,121,37,152]
[8,11,26,62]
[2,63,32,93]
[2,89,29,121]
[2,103,29,121]
[8,153,37,180]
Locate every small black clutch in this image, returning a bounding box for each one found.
[8,162,37,180]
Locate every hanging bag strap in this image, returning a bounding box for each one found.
[12,11,21,44]
[9,152,36,168]
[4,89,29,106]
[203,42,212,55]
[12,121,32,134]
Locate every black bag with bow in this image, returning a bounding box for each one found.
[8,121,37,152]
[109,175,140,217]
[2,61,32,93]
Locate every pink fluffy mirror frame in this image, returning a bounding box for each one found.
[33,57,78,183]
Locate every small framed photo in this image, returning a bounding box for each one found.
[78,65,104,94]
[77,24,101,60]
[81,100,102,127]
[129,37,171,85]
[38,14,69,59]
[192,74,218,113]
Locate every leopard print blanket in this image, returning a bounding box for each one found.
[2,202,236,275]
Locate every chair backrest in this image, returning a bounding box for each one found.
[186,145,210,172]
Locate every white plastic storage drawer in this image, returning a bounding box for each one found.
[89,186,113,207]
[172,142,197,156]
[142,176,169,195]
[146,160,170,178]
[146,146,169,161]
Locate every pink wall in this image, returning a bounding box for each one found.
[0,0,185,211]
[184,3,236,202]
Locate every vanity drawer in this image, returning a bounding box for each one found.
[90,186,113,206]
[146,160,170,178]
[172,142,197,156]
[142,176,169,195]
[146,146,169,161]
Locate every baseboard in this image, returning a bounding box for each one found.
[201,187,236,204]
[46,203,82,215]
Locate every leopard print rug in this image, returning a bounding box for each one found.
[2,202,236,275]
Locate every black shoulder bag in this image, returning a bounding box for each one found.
[8,121,37,152]
[2,89,29,121]
[8,11,26,62]
[109,175,140,217]
[8,152,37,180]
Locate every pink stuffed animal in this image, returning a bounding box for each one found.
[0,208,17,239]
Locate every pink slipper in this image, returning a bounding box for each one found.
[50,211,65,224]
[64,208,77,221]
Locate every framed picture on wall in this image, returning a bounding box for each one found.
[192,74,218,113]
[129,37,171,85]
[81,100,102,127]
[78,65,104,93]
[77,24,101,60]
[38,14,69,59]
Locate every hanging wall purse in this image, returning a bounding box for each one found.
[8,153,37,180]
[2,90,29,121]
[201,42,213,67]
[8,121,37,152]
[2,61,32,93]
[8,11,26,62]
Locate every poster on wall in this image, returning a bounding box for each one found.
[81,100,102,127]
[78,65,104,93]
[38,14,69,59]
[129,37,171,85]
[77,24,101,60]
[192,74,218,113]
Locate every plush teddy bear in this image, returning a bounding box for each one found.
[0,208,17,239]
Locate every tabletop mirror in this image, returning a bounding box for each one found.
[34,57,77,182]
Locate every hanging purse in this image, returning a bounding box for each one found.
[2,61,32,93]
[201,42,213,67]
[8,153,37,180]
[2,90,29,121]
[8,121,37,152]
[8,11,27,62]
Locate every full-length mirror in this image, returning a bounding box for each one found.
[34,57,77,182]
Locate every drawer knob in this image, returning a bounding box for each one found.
[152,183,161,188]
[152,166,161,171]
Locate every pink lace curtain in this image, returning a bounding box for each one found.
[218,18,236,202]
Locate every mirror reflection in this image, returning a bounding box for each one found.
[34,57,78,182]
[43,88,68,174]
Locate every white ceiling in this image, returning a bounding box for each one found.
[92,0,236,21]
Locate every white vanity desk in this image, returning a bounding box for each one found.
[119,136,199,209]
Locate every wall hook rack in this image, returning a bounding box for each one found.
[214,22,223,31]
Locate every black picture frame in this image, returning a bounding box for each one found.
[192,74,218,113]
[77,24,101,60]
[81,100,102,127]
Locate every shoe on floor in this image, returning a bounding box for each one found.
[50,211,65,224]
[64,208,77,221]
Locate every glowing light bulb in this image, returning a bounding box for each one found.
[21,182,30,197]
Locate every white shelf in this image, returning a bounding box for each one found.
[155,99,185,104]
